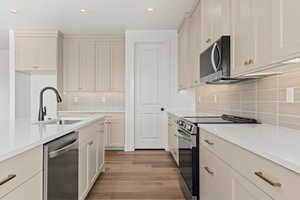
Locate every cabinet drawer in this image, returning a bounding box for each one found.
[79,122,99,145]
[0,146,42,198]
[200,129,300,200]
[1,172,42,200]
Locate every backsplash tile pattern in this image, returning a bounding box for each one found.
[196,69,300,130]
[59,92,125,111]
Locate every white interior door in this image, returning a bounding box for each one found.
[134,42,170,149]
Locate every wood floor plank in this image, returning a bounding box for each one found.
[86,150,185,200]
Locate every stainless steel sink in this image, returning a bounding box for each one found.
[33,119,83,125]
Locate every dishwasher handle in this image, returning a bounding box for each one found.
[49,139,78,158]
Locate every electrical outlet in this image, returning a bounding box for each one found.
[73,97,79,103]
[286,88,294,103]
[214,95,217,103]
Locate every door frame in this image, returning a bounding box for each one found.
[125,30,177,151]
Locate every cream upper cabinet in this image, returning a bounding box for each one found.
[15,30,62,72]
[63,37,125,93]
[231,0,272,76]
[190,3,202,86]
[63,39,80,91]
[96,41,111,91]
[79,40,96,91]
[178,18,191,90]
[272,0,300,63]
[201,0,231,51]
[110,40,125,92]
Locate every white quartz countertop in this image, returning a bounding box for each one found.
[58,110,125,113]
[167,110,212,117]
[0,114,105,163]
[198,123,300,174]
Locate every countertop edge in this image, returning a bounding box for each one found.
[0,115,105,163]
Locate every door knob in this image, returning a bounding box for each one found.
[161,108,165,111]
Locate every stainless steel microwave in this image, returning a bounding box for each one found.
[200,36,240,84]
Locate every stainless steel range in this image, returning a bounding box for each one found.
[176,115,258,200]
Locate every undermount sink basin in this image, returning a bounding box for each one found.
[33,119,83,125]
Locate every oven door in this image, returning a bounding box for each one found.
[177,129,199,198]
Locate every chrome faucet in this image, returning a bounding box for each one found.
[38,87,62,121]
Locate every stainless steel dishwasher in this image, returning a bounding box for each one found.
[43,131,79,200]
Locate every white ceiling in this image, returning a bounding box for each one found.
[0,0,196,49]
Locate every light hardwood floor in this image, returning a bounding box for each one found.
[86,150,185,200]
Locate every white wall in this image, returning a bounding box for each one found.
[0,50,9,120]
[15,72,31,119]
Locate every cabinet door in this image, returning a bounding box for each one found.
[39,37,57,70]
[272,0,300,62]
[232,169,273,200]
[200,145,232,200]
[190,3,202,86]
[1,173,42,200]
[201,0,214,50]
[16,38,39,70]
[212,0,231,40]
[178,18,191,90]
[79,40,96,91]
[110,40,125,92]
[96,41,111,91]
[231,0,272,76]
[63,39,80,91]
[97,126,105,172]
[87,138,97,185]
[79,143,88,200]
[231,0,255,75]
[109,118,125,147]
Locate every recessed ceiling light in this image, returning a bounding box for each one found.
[9,9,17,14]
[80,9,87,14]
[147,8,154,13]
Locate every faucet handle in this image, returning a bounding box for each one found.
[43,106,47,117]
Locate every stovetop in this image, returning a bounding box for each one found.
[183,114,258,124]
[177,115,258,134]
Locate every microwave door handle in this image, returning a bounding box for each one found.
[215,44,222,70]
[211,43,218,72]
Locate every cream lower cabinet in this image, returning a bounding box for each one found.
[105,114,125,149]
[78,120,105,200]
[200,145,272,200]
[168,114,179,165]
[1,173,42,200]
[0,146,43,200]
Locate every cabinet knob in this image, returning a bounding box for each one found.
[194,80,198,84]
[206,38,212,43]
[244,61,249,66]
[249,59,254,65]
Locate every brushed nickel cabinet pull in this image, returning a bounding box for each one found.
[204,167,214,175]
[204,139,214,146]
[254,172,281,187]
[0,174,16,186]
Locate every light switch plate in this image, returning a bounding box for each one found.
[286,88,294,103]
